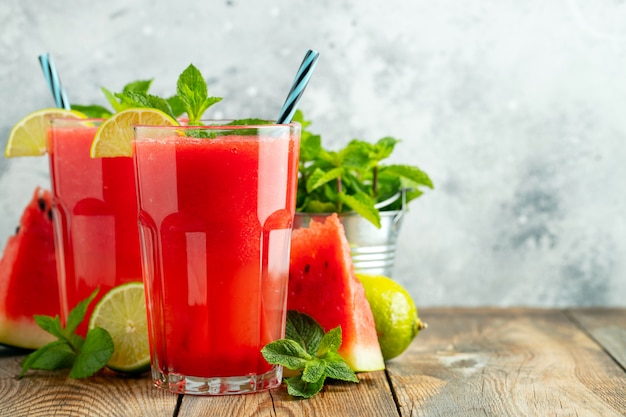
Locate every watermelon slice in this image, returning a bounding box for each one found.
[0,187,59,349]
[288,213,385,372]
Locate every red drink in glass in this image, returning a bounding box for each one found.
[47,118,142,335]
[133,122,300,395]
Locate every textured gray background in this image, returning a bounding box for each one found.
[1,0,625,307]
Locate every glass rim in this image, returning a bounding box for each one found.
[49,117,105,126]
[134,120,300,131]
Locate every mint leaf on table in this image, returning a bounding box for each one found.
[285,310,324,353]
[176,64,222,124]
[19,340,76,374]
[261,339,312,370]
[261,311,358,398]
[286,374,326,398]
[70,327,114,379]
[19,289,114,379]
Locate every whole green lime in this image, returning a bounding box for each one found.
[357,273,426,361]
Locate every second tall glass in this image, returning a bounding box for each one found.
[133,122,301,395]
[47,118,142,335]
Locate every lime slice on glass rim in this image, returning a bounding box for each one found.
[88,282,151,374]
[4,108,86,157]
[90,108,178,158]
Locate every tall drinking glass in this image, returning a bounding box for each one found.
[133,122,300,395]
[47,118,143,335]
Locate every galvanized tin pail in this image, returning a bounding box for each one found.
[293,192,406,278]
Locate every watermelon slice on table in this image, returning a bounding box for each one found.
[288,213,385,372]
[0,187,59,349]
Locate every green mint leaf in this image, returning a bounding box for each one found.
[299,199,337,213]
[299,133,322,162]
[317,326,342,356]
[122,79,153,94]
[71,104,113,119]
[69,327,114,379]
[285,311,325,355]
[302,357,326,383]
[292,109,312,129]
[184,129,217,139]
[26,341,76,372]
[68,333,86,353]
[340,141,374,169]
[65,288,99,338]
[22,291,112,379]
[114,91,176,119]
[166,95,186,117]
[33,315,65,340]
[285,374,326,398]
[321,353,359,382]
[176,64,222,124]
[261,339,312,370]
[261,311,359,398]
[306,167,343,193]
[372,136,399,161]
[338,192,380,228]
[381,164,434,189]
[19,340,75,378]
[101,87,126,113]
[227,118,272,126]
[222,120,276,136]
[176,64,207,123]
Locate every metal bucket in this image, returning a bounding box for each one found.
[293,192,406,277]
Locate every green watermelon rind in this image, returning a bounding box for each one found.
[0,317,54,350]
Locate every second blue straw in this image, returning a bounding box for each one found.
[276,49,320,124]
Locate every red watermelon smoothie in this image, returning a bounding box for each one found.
[133,122,300,395]
[47,118,142,335]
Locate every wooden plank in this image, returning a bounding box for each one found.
[0,348,177,417]
[386,308,626,417]
[178,370,399,416]
[568,308,626,370]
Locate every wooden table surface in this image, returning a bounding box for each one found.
[1,308,624,416]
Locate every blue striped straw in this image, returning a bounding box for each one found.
[38,53,71,110]
[276,49,320,124]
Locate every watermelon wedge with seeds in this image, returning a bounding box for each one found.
[0,187,59,349]
[288,213,385,372]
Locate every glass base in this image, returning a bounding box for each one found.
[152,365,283,395]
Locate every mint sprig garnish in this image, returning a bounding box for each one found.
[176,64,222,125]
[261,311,358,398]
[19,289,114,379]
[71,64,222,124]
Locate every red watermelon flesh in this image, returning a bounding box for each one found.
[0,187,59,349]
[288,213,385,372]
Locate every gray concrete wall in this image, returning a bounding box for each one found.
[1,0,625,306]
